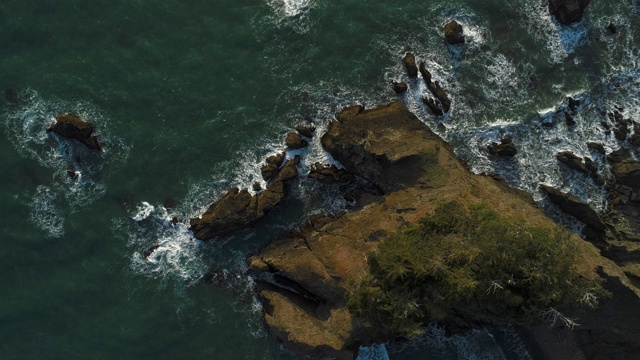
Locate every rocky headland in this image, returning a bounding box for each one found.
[242,101,640,359]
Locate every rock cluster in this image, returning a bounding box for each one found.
[488,138,517,157]
[47,114,101,150]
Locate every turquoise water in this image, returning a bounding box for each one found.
[1,1,638,359]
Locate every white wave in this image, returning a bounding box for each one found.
[125,202,207,286]
[265,0,317,33]
[29,185,64,238]
[514,0,589,63]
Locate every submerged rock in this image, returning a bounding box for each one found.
[4,88,18,105]
[548,0,593,25]
[402,52,418,78]
[488,138,518,157]
[47,114,101,150]
[444,20,465,45]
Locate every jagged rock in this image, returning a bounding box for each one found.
[402,52,418,78]
[261,152,285,181]
[606,22,617,34]
[418,61,451,114]
[557,151,588,174]
[611,159,640,189]
[444,20,465,45]
[143,245,160,259]
[336,105,364,122]
[5,88,18,105]
[47,114,101,150]
[587,142,606,154]
[541,185,605,233]
[189,160,298,240]
[66,170,78,179]
[607,148,631,164]
[422,96,444,116]
[567,96,581,112]
[295,124,316,138]
[548,0,593,25]
[631,122,640,147]
[309,163,354,184]
[565,112,576,126]
[488,138,518,157]
[285,133,308,149]
[252,182,262,192]
[392,81,408,94]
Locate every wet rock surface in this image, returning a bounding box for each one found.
[392,81,408,94]
[402,52,418,78]
[285,132,308,149]
[47,114,101,150]
[444,20,465,45]
[308,163,355,184]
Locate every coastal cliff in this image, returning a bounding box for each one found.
[246,102,640,359]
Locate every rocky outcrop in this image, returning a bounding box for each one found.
[548,0,593,25]
[419,61,451,114]
[488,138,517,157]
[557,151,589,174]
[392,81,408,94]
[248,102,638,359]
[540,185,605,235]
[285,132,308,149]
[47,114,101,150]
[261,152,285,181]
[308,163,354,184]
[190,159,298,240]
[295,124,316,138]
[402,52,418,78]
[444,20,465,45]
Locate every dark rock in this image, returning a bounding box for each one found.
[557,151,588,174]
[418,61,432,84]
[47,114,101,151]
[631,122,640,147]
[5,88,18,105]
[66,170,78,179]
[565,112,576,126]
[402,52,418,78]
[189,160,298,240]
[584,156,598,174]
[309,163,354,184]
[614,125,629,141]
[611,159,640,189]
[171,216,180,225]
[488,138,518,157]
[253,182,262,192]
[606,22,617,34]
[143,245,160,259]
[422,97,444,116]
[293,155,301,165]
[392,81,408,94]
[587,142,606,154]
[548,0,593,25]
[541,185,605,233]
[261,152,285,181]
[336,105,364,123]
[295,124,316,138]
[567,96,580,112]
[607,148,631,164]
[285,133,308,149]
[444,20,465,45]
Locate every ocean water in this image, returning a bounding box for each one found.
[0,1,638,359]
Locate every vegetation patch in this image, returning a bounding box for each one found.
[348,201,607,338]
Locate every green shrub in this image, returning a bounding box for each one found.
[348,202,606,338]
